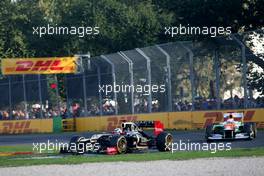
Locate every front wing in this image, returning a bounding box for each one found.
[208,132,250,140]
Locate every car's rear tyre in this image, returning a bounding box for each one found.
[156,132,173,151]
[110,136,127,154]
[244,123,255,140]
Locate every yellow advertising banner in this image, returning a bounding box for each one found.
[191,109,264,129]
[168,112,192,130]
[75,109,264,132]
[0,119,53,134]
[76,113,169,132]
[1,57,77,75]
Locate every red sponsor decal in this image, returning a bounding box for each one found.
[15,60,64,72]
[107,116,137,131]
[1,121,37,134]
[15,61,33,71]
[243,111,255,121]
[203,112,223,128]
[106,147,118,155]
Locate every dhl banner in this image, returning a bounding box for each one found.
[0,119,53,134]
[75,113,169,132]
[75,109,264,132]
[191,109,264,129]
[168,112,192,130]
[0,109,263,134]
[1,57,77,75]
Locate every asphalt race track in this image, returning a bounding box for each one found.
[1,130,264,149]
[1,130,263,176]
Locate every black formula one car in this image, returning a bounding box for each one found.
[60,121,173,155]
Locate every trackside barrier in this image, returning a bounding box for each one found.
[0,119,53,134]
[76,113,169,132]
[168,112,192,130]
[191,109,264,129]
[75,108,264,132]
[53,116,63,133]
[0,109,263,134]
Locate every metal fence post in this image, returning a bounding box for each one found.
[135,48,152,113]
[22,75,28,117]
[65,75,71,118]
[179,43,195,111]
[93,62,103,116]
[214,49,221,109]
[55,74,61,117]
[118,51,135,114]
[37,74,44,118]
[8,76,12,117]
[101,55,118,115]
[75,54,90,117]
[232,35,248,108]
[155,45,172,112]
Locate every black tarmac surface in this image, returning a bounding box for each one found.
[1,130,263,149]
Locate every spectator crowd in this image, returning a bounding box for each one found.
[1,96,264,120]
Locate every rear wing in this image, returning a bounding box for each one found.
[135,121,155,128]
[135,121,164,136]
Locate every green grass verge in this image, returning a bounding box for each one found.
[0,145,264,167]
[0,145,35,153]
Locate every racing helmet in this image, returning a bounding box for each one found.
[114,128,122,133]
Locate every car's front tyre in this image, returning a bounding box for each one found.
[244,123,256,140]
[110,136,127,154]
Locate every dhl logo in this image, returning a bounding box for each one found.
[1,121,38,134]
[107,116,137,131]
[1,57,77,75]
[14,60,64,71]
[203,110,255,128]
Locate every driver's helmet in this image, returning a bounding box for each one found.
[114,128,122,134]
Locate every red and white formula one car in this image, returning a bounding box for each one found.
[205,113,257,141]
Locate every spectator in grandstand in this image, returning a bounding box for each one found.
[12,110,19,120]
[61,107,69,119]
[72,103,81,117]
[152,100,160,112]
[103,100,115,115]
[134,98,148,113]
[88,104,100,115]
[256,97,264,108]
[3,111,9,120]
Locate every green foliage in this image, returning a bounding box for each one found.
[0,0,263,99]
[0,0,32,58]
